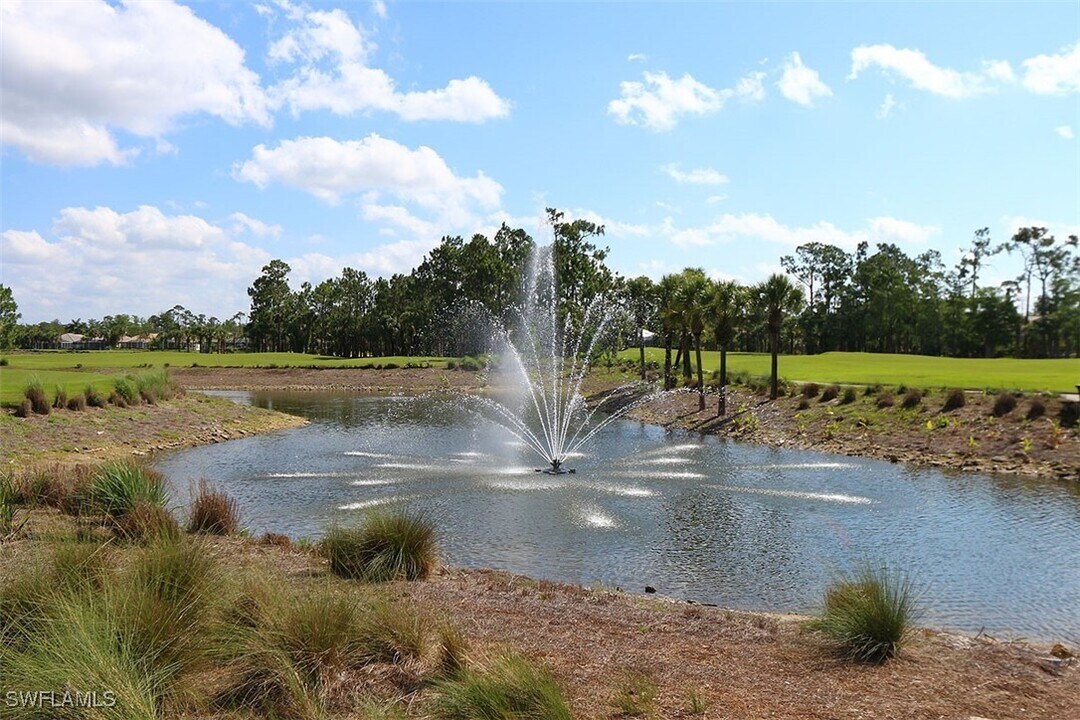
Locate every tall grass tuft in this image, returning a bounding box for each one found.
[801,382,820,398]
[810,565,918,663]
[116,500,182,544]
[839,387,857,405]
[88,459,167,518]
[900,388,923,409]
[85,385,107,408]
[24,378,50,415]
[323,509,437,582]
[820,384,840,402]
[992,392,1017,417]
[53,385,69,409]
[67,393,87,411]
[0,473,24,536]
[942,388,966,412]
[1026,398,1046,421]
[135,369,178,404]
[113,376,141,405]
[434,652,574,720]
[186,479,240,535]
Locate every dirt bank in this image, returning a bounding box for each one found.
[0,392,306,471]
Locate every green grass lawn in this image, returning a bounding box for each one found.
[0,351,454,406]
[620,348,1079,393]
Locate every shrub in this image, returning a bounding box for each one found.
[67,393,87,411]
[116,501,181,544]
[820,385,840,402]
[1026,398,1046,421]
[0,357,7,366]
[14,397,32,417]
[900,388,923,409]
[942,388,966,412]
[992,392,1017,417]
[24,379,50,415]
[322,509,437,582]
[88,460,167,518]
[53,385,69,409]
[114,376,141,405]
[85,385,107,408]
[810,565,917,663]
[1061,402,1079,429]
[801,383,820,398]
[186,479,240,535]
[434,652,573,720]
[840,387,857,405]
[876,393,895,409]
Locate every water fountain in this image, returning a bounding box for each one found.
[455,245,659,474]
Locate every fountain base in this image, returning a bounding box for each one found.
[536,467,576,475]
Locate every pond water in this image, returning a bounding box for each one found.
[155,391,1080,644]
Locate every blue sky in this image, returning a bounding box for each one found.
[2,0,1077,322]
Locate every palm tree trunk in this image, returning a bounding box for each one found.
[664,335,673,390]
[695,333,704,410]
[770,328,780,400]
[680,333,691,379]
[639,327,646,380]
[719,347,727,387]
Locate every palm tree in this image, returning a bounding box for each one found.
[711,280,744,414]
[757,274,803,400]
[625,276,656,380]
[676,270,711,410]
[656,274,682,390]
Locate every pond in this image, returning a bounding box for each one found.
[155,391,1080,644]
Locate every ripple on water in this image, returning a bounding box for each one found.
[712,485,875,505]
[576,505,617,528]
[343,451,397,459]
[595,484,654,497]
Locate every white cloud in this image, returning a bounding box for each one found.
[662,164,729,185]
[662,213,940,250]
[567,209,649,238]
[876,93,900,119]
[0,0,269,166]
[264,3,509,122]
[371,0,387,20]
[627,53,648,62]
[1055,124,1075,140]
[229,212,283,238]
[608,69,765,131]
[1021,43,1080,95]
[848,44,1004,99]
[705,195,728,204]
[776,52,832,106]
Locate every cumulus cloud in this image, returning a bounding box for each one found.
[876,93,900,119]
[0,0,270,166]
[264,2,510,122]
[1021,43,1080,95]
[1055,124,1075,140]
[663,164,729,185]
[229,212,283,238]
[662,213,940,250]
[627,53,648,62]
[848,44,1007,98]
[776,52,832,106]
[608,69,766,131]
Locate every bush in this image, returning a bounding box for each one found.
[942,388,966,412]
[0,357,7,366]
[801,383,820,398]
[24,379,50,415]
[52,385,69,410]
[67,393,87,411]
[992,392,1017,417]
[900,388,923,409]
[114,376,141,405]
[116,501,181,544]
[1061,402,1079,429]
[88,460,167,518]
[322,509,437,582]
[186,479,240,535]
[840,387,857,405]
[876,393,895,409]
[820,385,840,402]
[434,652,573,720]
[811,565,917,663]
[85,385,107,408]
[14,397,32,417]
[1026,398,1046,421]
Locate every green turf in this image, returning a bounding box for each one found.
[0,368,118,407]
[620,348,1078,393]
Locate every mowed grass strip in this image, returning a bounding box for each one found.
[623,349,1078,393]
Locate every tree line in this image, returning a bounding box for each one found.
[2,210,1077,375]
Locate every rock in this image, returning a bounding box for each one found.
[1051,643,1073,658]
[644,585,656,594]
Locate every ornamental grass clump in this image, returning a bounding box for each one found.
[992,392,1017,417]
[24,378,50,415]
[116,500,182,544]
[942,388,966,412]
[88,459,167,519]
[1026,398,1046,421]
[820,384,840,402]
[113,376,141,405]
[136,369,178,404]
[900,388,923,409]
[801,383,821,398]
[186,479,240,535]
[52,385,69,410]
[323,509,437,582]
[434,652,574,720]
[67,393,87,411]
[840,387,857,405]
[811,565,918,663]
[85,385,108,408]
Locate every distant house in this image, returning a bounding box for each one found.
[119,333,157,349]
[59,333,84,349]
[57,333,108,350]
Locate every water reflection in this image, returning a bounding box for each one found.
[154,391,1080,644]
